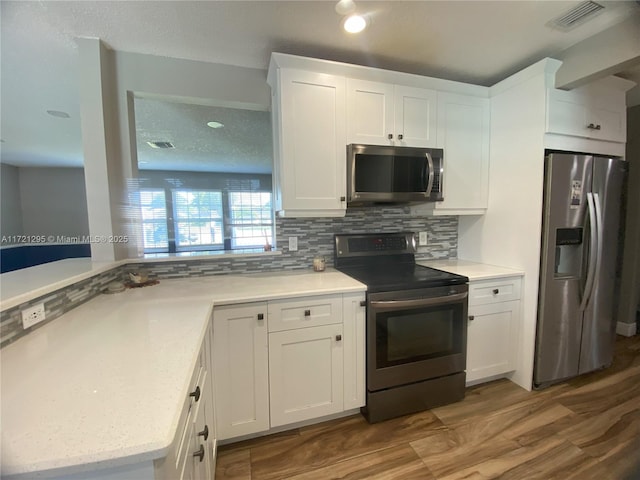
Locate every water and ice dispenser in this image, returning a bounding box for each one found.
[554,228,584,277]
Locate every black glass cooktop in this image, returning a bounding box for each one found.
[334,232,468,292]
[337,262,468,293]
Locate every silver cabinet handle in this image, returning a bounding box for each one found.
[492,289,499,295]
[398,134,403,140]
[198,425,209,441]
[468,315,475,321]
[189,386,201,402]
[388,133,393,140]
[257,313,264,320]
[193,444,205,462]
[336,334,342,341]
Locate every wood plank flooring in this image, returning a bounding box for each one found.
[215,335,640,480]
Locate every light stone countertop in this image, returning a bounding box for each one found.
[417,258,524,281]
[0,258,126,311]
[0,269,366,479]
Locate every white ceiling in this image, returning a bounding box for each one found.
[135,98,273,174]
[1,0,639,171]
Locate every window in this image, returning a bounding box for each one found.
[228,191,273,248]
[140,189,168,252]
[172,190,224,250]
[139,186,273,254]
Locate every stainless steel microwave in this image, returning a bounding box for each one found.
[347,144,444,205]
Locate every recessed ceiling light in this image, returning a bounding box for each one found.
[207,121,224,129]
[46,110,70,118]
[335,0,356,15]
[343,14,367,33]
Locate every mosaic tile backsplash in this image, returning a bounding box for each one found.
[1,266,124,348]
[1,206,457,347]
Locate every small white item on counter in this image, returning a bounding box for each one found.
[313,256,326,272]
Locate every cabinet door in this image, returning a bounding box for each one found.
[269,324,344,427]
[466,300,520,384]
[213,303,269,440]
[342,293,366,410]
[277,69,347,215]
[547,88,591,138]
[394,85,437,147]
[546,87,626,143]
[346,78,395,145]
[588,93,626,143]
[436,93,490,213]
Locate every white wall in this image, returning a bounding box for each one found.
[1,165,89,243]
[19,167,89,239]
[0,164,24,241]
[618,105,640,330]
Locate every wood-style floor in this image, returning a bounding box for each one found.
[215,335,640,480]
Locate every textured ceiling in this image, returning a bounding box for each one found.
[135,98,272,174]
[1,1,639,171]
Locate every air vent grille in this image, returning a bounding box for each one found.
[548,1,605,31]
[146,141,175,149]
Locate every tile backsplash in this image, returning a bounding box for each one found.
[1,206,457,347]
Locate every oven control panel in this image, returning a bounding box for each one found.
[335,232,417,257]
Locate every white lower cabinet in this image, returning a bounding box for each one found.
[466,277,522,385]
[213,292,365,441]
[212,302,269,440]
[156,324,216,480]
[269,324,344,426]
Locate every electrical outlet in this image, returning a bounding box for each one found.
[288,236,298,252]
[22,303,46,329]
[419,231,428,246]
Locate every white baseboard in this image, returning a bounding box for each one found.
[616,321,637,337]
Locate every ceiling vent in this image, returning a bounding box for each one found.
[146,141,175,149]
[547,1,605,31]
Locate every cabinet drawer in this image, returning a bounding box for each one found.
[170,344,206,469]
[469,277,522,306]
[268,294,343,332]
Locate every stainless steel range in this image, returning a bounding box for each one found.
[334,232,469,423]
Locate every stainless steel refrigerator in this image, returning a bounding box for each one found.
[534,152,627,388]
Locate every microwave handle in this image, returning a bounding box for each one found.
[425,153,435,196]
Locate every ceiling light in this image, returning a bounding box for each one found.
[335,0,356,15]
[344,14,367,33]
[207,121,224,129]
[46,110,70,118]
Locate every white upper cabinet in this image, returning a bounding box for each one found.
[270,68,347,217]
[347,79,436,147]
[546,78,630,143]
[413,92,490,216]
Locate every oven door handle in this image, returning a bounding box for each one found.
[369,292,468,311]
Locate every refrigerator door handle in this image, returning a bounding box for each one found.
[580,193,598,311]
[593,192,604,285]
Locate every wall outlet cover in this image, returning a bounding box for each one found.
[22,303,46,329]
[419,231,428,245]
[288,236,298,251]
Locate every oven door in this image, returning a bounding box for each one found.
[367,284,468,392]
